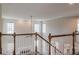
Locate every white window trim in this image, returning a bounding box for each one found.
[7,23,14,34]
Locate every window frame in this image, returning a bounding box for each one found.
[42,24,46,33]
[34,24,40,33]
[7,23,14,34]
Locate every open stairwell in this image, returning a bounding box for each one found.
[1,32,79,55]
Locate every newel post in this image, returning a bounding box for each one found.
[72,32,75,55]
[48,33,51,55]
[35,32,37,55]
[13,32,16,55]
[0,32,2,54]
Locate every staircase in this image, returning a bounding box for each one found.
[0,32,74,55]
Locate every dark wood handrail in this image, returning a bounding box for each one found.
[76,33,79,35]
[2,34,13,36]
[51,34,72,38]
[37,33,63,54]
[50,32,79,38]
[2,33,36,36]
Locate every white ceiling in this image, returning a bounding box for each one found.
[2,3,79,21]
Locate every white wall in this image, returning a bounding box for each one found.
[0,4,2,32]
[44,17,77,35]
[43,16,77,54]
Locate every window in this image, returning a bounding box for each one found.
[7,23,14,34]
[77,24,79,31]
[77,19,79,32]
[42,24,46,33]
[34,24,40,32]
[34,23,46,33]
